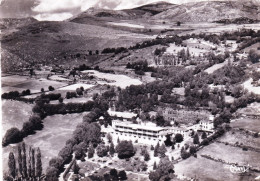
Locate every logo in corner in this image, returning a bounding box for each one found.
[230,164,249,174]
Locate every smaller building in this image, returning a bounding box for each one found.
[197,120,214,133]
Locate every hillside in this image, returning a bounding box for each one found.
[1,20,152,72]
[152,1,260,22]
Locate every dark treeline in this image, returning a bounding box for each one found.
[126,60,156,75]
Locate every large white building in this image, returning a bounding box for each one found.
[108,120,188,145]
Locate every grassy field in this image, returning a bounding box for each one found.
[219,131,260,150]
[2,113,86,173]
[200,142,260,170]
[2,100,33,136]
[174,155,255,181]
[231,117,260,133]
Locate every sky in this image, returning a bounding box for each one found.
[0,0,259,21]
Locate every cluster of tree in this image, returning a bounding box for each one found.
[126,60,155,75]
[66,92,77,99]
[101,47,127,54]
[154,142,167,158]
[149,157,175,181]
[140,146,150,161]
[90,168,127,181]
[180,144,197,159]
[5,143,42,181]
[154,47,166,56]
[2,90,30,99]
[38,93,61,101]
[129,35,183,50]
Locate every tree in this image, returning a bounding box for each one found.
[48,86,55,91]
[107,133,112,143]
[164,135,173,147]
[36,148,42,179]
[193,133,200,145]
[158,143,167,158]
[28,147,32,178]
[76,88,83,96]
[189,146,197,155]
[22,143,27,178]
[8,152,16,179]
[143,148,150,161]
[41,88,44,93]
[177,21,181,26]
[17,144,23,177]
[46,166,59,181]
[154,142,160,157]
[248,50,260,64]
[116,141,135,159]
[118,170,127,180]
[201,132,207,139]
[109,141,115,156]
[175,134,183,143]
[153,161,157,170]
[73,162,80,174]
[88,143,95,158]
[149,157,174,181]
[31,148,35,178]
[58,97,63,103]
[110,169,118,180]
[96,144,108,157]
[181,147,191,159]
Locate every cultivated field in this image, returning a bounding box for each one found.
[2,100,33,136]
[2,113,86,172]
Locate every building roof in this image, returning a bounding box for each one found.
[113,120,165,132]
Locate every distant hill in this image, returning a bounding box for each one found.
[71,1,176,23]
[152,1,260,22]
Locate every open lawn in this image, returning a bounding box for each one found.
[2,113,86,173]
[2,100,33,136]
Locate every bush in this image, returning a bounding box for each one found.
[48,86,55,91]
[96,144,108,157]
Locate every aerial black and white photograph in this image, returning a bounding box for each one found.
[1,0,260,180]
